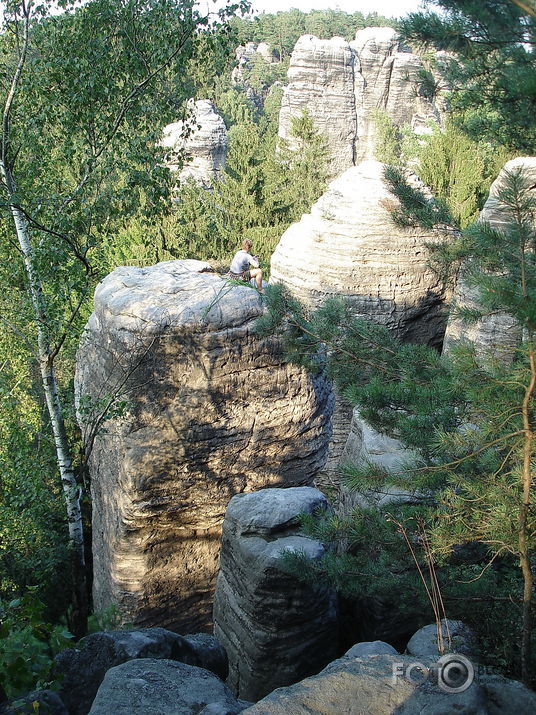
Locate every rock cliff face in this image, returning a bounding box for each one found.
[232,42,279,109]
[213,487,338,701]
[278,28,442,177]
[444,157,536,361]
[161,100,227,188]
[271,159,447,483]
[75,260,333,633]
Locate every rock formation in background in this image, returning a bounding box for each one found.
[278,27,442,177]
[75,261,333,633]
[271,160,447,342]
[443,156,536,362]
[232,42,279,109]
[213,487,338,701]
[338,406,420,515]
[271,159,448,481]
[161,99,228,188]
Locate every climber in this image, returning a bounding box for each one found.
[228,239,264,294]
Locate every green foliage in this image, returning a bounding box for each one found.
[229,8,398,57]
[259,168,536,680]
[0,590,74,699]
[383,165,453,229]
[399,0,536,153]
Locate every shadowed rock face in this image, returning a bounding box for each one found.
[161,100,227,188]
[75,261,333,632]
[278,28,442,177]
[444,156,536,362]
[213,487,338,702]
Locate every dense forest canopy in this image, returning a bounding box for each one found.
[0,0,535,699]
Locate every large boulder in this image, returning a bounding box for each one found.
[88,660,244,715]
[55,628,228,715]
[75,260,333,632]
[406,620,477,658]
[278,28,442,177]
[161,99,228,188]
[444,157,536,362]
[213,487,338,702]
[242,653,536,714]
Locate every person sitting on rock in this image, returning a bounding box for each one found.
[228,239,264,293]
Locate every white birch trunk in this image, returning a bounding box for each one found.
[1,160,86,576]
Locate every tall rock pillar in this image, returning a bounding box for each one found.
[75,260,333,632]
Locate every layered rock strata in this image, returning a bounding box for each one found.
[161,100,227,188]
[278,27,442,177]
[213,487,338,701]
[75,261,333,632]
[444,157,536,362]
[271,160,447,342]
[271,160,448,482]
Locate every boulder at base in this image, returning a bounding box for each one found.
[242,653,536,714]
[88,660,245,715]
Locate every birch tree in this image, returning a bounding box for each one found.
[0,0,246,635]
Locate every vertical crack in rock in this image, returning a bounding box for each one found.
[279,27,444,175]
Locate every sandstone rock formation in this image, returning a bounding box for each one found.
[75,260,333,633]
[89,660,245,715]
[344,640,398,657]
[270,160,448,482]
[444,157,536,362]
[213,487,338,701]
[271,160,447,342]
[338,406,420,515]
[161,100,227,188]
[278,28,442,177]
[55,628,228,715]
[406,620,477,658]
[232,42,279,109]
[242,653,536,714]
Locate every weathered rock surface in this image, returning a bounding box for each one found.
[213,487,338,701]
[406,619,477,657]
[242,653,536,714]
[161,99,227,188]
[278,28,442,177]
[88,660,244,715]
[444,157,536,362]
[55,628,228,715]
[271,160,447,483]
[344,640,398,657]
[75,260,333,632]
[338,406,421,515]
[271,160,447,342]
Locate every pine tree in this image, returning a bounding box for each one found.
[399,0,536,153]
[256,167,536,684]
